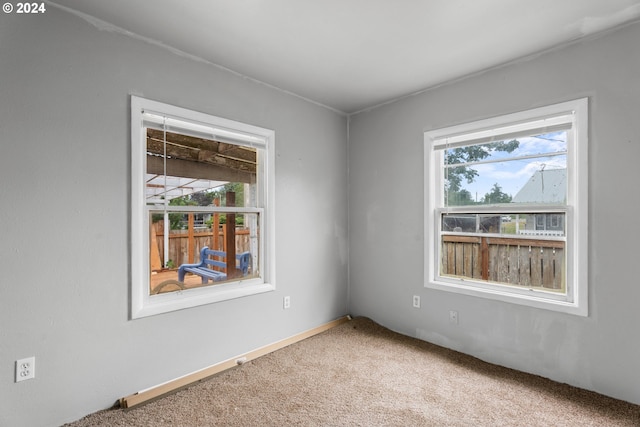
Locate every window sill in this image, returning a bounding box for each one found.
[425,278,587,316]
[132,280,275,319]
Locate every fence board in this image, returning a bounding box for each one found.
[530,246,543,287]
[554,249,564,289]
[488,245,498,282]
[462,244,473,278]
[507,245,520,284]
[446,242,455,275]
[541,248,553,289]
[441,236,565,291]
[496,245,510,283]
[455,243,465,276]
[518,246,532,287]
[472,243,482,279]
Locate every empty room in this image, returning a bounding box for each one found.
[1,1,639,426]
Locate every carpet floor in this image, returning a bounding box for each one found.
[65,317,640,426]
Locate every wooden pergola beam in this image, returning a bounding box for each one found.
[147,129,257,169]
[147,155,255,184]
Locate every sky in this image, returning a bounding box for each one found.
[448,131,567,201]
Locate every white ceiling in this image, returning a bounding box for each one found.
[50,0,640,114]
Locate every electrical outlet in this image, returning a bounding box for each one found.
[412,295,421,308]
[283,296,291,309]
[15,357,35,382]
[449,310,459,325]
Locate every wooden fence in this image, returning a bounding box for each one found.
[441,235,565,290]
[151,221,251,270]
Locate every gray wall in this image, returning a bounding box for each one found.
[349,22,640,406]
[0,8,348,427]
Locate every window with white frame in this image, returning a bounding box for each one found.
[131,96,275,318]
[424,98,588,315]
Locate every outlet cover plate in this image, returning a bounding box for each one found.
[449,310,459,325]
[16,357,35,382]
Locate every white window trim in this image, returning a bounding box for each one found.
[131,96,276,319]
[424,98,588,316]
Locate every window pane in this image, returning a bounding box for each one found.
[443,132,567,206]
[146,128,258,208]
[440,234,566,292]
[441,213,566,237]
[426,98,588,314]
[132,96,275,318]
[145,127,261,295]
[149,210,260,295]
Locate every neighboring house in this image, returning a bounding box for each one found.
[512,168,566,234]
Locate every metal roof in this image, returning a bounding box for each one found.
[512,169,566,204]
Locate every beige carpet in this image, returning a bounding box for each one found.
[65,317,640,426]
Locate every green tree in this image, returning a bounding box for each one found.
[168,196,196,229]
[482,183,512,204]
[445,140,519,206]
[190,190,215,206]
[150,196,197,229]
[152,182,247,229]
[210,182,245,207]
[447,188,475,206]
[210,182,246,227]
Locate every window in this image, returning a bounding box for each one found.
[131,96,275,318]
[424,98,588,315]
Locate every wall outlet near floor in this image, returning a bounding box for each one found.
[449,310,459,325]
[16,357,35,382]
[413,295,421,308]
[283,296,291,309]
